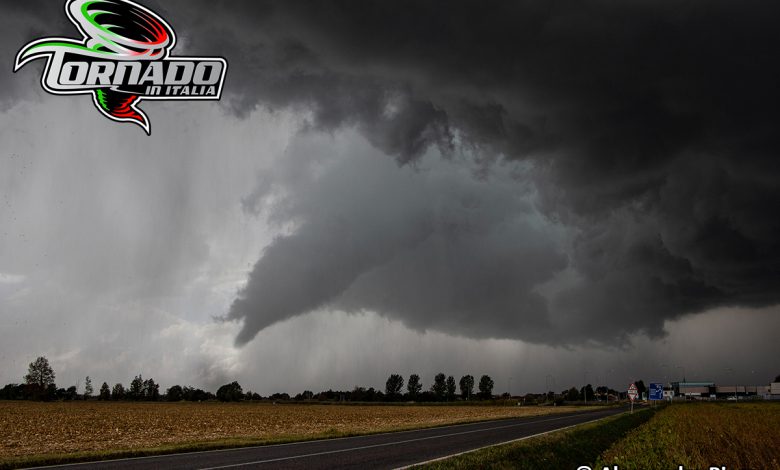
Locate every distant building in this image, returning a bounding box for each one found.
[672,382,715,399]
[669,381,770,400]
[770,382,780,400]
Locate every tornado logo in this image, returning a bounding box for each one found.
[14,0,227,134]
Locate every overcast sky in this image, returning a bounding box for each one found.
[1,0,778,395]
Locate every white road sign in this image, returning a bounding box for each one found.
[628,383,638,401]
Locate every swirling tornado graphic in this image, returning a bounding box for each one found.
[16,0,175,133]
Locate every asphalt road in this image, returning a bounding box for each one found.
[29,406,629,470]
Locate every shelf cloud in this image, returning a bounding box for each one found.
[185,0,780,345]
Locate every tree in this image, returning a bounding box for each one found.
[84,376,93,400]
[216,381,244,402]
[25,356,55,389]
[166,385,183,402]
[24,357,56,400]
[566,387,580,401]
[407,374,422,399]
[0,384,26,400]
[385,374,404,399]
[459,375,474,400]
[143,378,160,401]
[431,372,447,400]
[111,383,125,400]
[478,375,494,399]
[635,380,647,400]
[445,376,456,401]
[775,375,780,383]
[65,386,78,400]
[596,385,610,401]
[42,384,56,401]
[129,375,144,400]
[182,386,212,401]
[270,391,291,401]
[99,382,110,400]
[580,384,594,401]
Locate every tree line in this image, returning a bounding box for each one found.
[383,373,494,401]
[0,357,217,402]
[8,356,742,404]
[0,357,502,403]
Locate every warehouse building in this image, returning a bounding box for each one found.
[769,382,780,400]
[672,382,715,399]
[669,382,773,400]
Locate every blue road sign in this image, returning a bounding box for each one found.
[649,382,664,400]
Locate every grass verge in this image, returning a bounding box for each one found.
[413,408,655,469]
[596,402,780,470]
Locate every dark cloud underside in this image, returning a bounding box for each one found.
[186,0,780,345]
[7,0,779,347]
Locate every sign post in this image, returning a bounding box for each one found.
[628,382,638,413]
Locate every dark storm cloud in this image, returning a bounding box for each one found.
[227,135,567,345]
[191,0,780,345]
[8,0,779,346]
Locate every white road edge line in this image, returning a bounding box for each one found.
[196,411,623,470]
[394,409,628,470]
